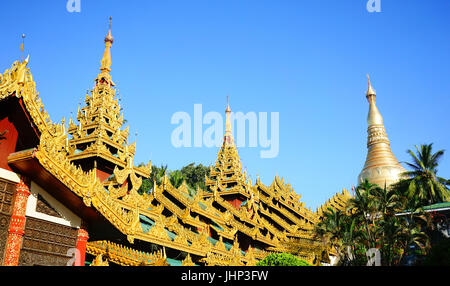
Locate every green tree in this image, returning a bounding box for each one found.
[316,179,431,266]
[169,170,185,188]
[138,163,211,195]
[138,164,168,194]
[314,208,358,264]
[346,179,381,249]
[256,253,311,266]
[396,144,450,204]
[180,163,210,195]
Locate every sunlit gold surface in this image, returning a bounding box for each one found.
[0,24,357,265]
[358,75,406,188]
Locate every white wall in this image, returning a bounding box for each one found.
[25,181,81,228]
[0,167,20,183]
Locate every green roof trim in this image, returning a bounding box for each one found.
[210,220,224,232]
[397,201,450,216]
[422,201,450,211]
[140,215,155,233]
[207,236,218,245]
[166,229,177,240]
[198,201,207,210]
[166,258,183,266]
[224,241,232,251]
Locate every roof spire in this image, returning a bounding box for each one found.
[224,95,234,146]
[366,74,376,98]
[20,34,25,61]
[105,16,114,43]
[100,16,113,73]
[365,75,383,126]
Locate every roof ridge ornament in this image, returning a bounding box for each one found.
[224,95,234,147]
[105,16,114,44]
[100,16,113,73]
[20,34,25,61]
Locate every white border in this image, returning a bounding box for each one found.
[0,167,20,183]
[25,181,81,228]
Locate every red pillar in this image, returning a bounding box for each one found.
[74,225,89,266]
[3,178,31,266]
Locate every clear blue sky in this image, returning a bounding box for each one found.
[1,1,449,210]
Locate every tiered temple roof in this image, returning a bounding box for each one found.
[66,19,151,191]
[315,189,352,218]
[0,21,353,266]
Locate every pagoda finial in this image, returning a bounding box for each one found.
[20,34,25,61]
[100,16,113,73]
[365,75,382,126]
[366,74,376,98]
[224,95,233,146]
[105,16,114,43]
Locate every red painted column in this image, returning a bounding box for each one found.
[3,178,31,266]
[74,225,89,266]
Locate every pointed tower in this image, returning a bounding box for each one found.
[67,18,150,185]
[357,75,406,188]
[203,98,251,208]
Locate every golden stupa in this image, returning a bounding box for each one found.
[357,75,406,188]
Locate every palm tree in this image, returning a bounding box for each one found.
[169,170,185,188]
[152,165,168,186]
[139,165,168,194]
[315,208,359,265]
[314,208,346,262]
[398,144,450,204]
[372,185,403,218]
[347,179,381,249]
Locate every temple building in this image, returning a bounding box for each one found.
[357,76,406,189]
[0,21,350,266]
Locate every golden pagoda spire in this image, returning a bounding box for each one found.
[366,74,376,97]
[224,95,234,147]
[100,16,113,73]
[20,34,25,61]
[358,75,405,188]
[366,74,383,126]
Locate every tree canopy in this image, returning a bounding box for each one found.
[256,253,311,266]
[138,163,210,196]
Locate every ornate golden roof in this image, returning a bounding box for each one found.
[316,189,352,218]
[358,75,406,188]
[66,19,151,182]
[0,30,336,266]
[204,101,251,198]
[87,240,167,266]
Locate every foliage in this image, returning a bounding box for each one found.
[138,163,209,196]
[180,163,210,195]
[256,253,311,266]
[169,170,184,188]
[392,143,450,204]
[315,179,431,266]
[314,143,450,266]
[138,164,168,194]
[422,238,450,266]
